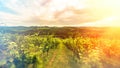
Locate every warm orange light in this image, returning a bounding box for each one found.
[83,0,120,27]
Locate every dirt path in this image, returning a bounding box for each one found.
[46,43,80,68]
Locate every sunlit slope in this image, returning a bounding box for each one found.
[102,27,120,39]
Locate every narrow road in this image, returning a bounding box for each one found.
[46,43,80,68]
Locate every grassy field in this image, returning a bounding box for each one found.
[0,27,120,68]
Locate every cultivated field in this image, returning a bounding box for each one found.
[0,27,120,68]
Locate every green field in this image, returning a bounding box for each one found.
[0,27,120,68]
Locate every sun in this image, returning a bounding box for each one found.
[50,0,120,27]
[84,0,120,27]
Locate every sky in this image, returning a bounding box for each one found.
[0,0,120,26]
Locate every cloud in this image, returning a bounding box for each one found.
[0,0,86,26]
[0,0,119,26]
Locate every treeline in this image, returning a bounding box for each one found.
[0,26,109,38]
[21,27,108,38]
